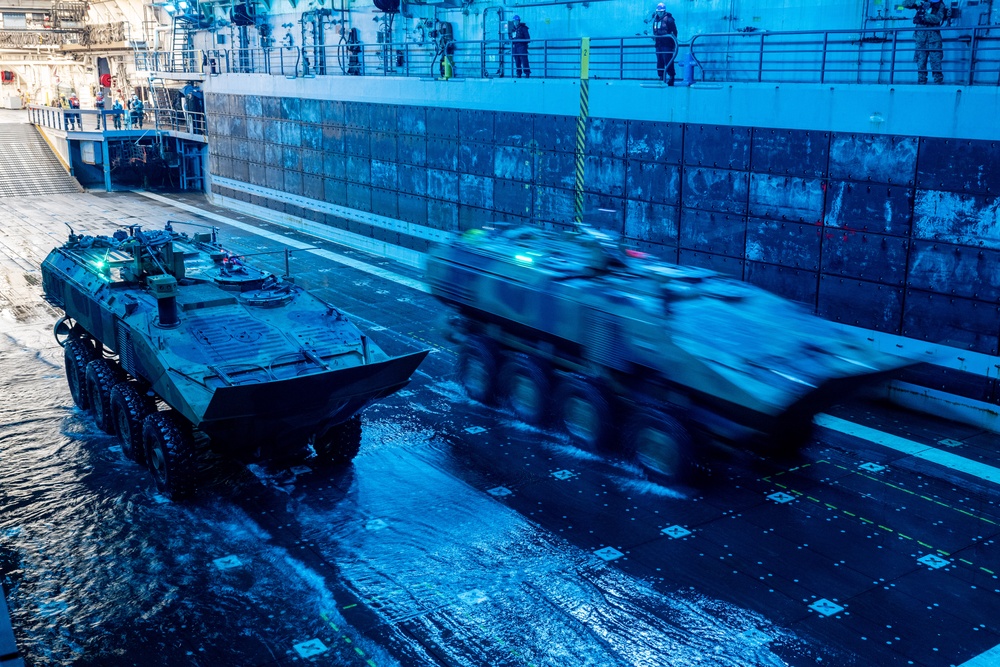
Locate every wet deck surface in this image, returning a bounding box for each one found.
[0,190,998,666]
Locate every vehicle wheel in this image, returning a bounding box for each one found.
[314,415,362,467]
[627,407,693,481]
[86,358,122,433]
[458,335,498,405]
[143,411,197,499]
[499,353,551,426]
[64,338,97,409]
[555,375,612,453]
[111,382,156,462]
[769,418,814,457]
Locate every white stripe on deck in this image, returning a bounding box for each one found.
[815,414,1000,485]
[958,643,1000,666]
[136,191,429,294]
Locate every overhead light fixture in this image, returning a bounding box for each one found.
[177,1,189,9]
[163,3,176,12]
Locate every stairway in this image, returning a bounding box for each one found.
[0,124,82,198]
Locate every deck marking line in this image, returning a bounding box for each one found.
[960,558,974,565]
[136,192,429,293]
[958,642,1000,666]
[815,414,1000,486]
[918,541,933,549]
[983,567,995,575]
[878,525,893,532]
[898,533,912,540]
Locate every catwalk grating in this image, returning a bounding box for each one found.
[0,123,82,198]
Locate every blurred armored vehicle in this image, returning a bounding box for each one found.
[425,225,912,479]
[42,223,428,498]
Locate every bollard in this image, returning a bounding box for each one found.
[678,51,696,86]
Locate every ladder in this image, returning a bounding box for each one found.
[172,17,198,72]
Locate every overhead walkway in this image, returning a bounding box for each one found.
[0,121,82,199]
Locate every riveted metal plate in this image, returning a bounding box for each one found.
[398,134,426,166]
[347,182,372,212]
[912,190,1000,250]
[903,290,1000,355]
[818,276,903,333]
[280,97,300,121]
[300,125,323,151]
[495,112,533,148]
[824,181,913,237]
[370,132,397,162]
[322,125,344,154]
[458,142,494,177]
[494,146,533,182]
[428,199,459,232]
[397,163,427,196]
[427,168,459,202]
[282,147,301,171]
[583,194,625,234]
[244,95,263,117]
[262,96,281,119]
[494,179,533,216]
[625,160,680,205]
[323,152,346,181]
[426,107,460,140]
[908,241,1000,302]
[828,133,917,185]
[426,138,459,171]
[751,128,829,178]
[323,178,347,206]
[586,118,627,158]
[683,124,751,169]
[746,218,822,271]
[748,174,825,223]
[345,128,370,157]
[370,160,398,190]
[344,101,370,130]
[745,262,818,307]
[370,103,397,131]
[679,209,746,257]
[302,174,323,201]
[627,120,683,164]
[283,170,303,197]
[917,138,1000,195]
[371,187,398,219]
[459,174,494,209]
[821,230,908,285]
[534,114,576,153]
[535,151,575,189]
[678,250,745,279]
[625,200,680,245]
[459,109,494,143]
[398,193,428,226]
[346,156,371,186]
[397,105,426,136]
[682,167,749,215]
[583,157,625,197]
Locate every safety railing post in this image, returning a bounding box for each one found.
[758,33,764,82]
[820,31,828,84]
[889,30,898,84]
[968,28,978,86]
[544,40,548,78]
[619,38,624,80]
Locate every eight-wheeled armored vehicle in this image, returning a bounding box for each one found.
[425,225,913,478]
[42,223,427,498]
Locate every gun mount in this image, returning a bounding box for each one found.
[42,223,428,498]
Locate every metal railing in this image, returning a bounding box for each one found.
[141,26,1000,86]
[135,48,205,74]
[28,104,206,136]
[689,26,1000,86]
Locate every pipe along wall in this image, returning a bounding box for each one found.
[204,92,1000,405]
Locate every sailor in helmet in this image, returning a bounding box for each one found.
[509,14,531,78]
[647,2,678,85]
[94,90,105,130]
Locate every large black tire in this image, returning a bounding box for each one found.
[457,336,498,405]
[499,353,551,426]
[111,382,156,462]
[143,411,198,499]
[64,338,97,409]
[555,374,613,453]
[86,358,122,433]
[314,415,362,467]
[626,407,693,481]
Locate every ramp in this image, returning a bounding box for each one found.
[0,123,81,198]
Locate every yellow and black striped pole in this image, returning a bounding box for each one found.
[573,37,591,224]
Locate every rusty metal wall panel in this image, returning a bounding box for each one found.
[751,129,829,178]
[745,262,818,307]
[246,118,263,141]
[372,187,398,219]
[279,121,301,148]
[370,160,398,190]
[583,157,625,197]
[678,250,745,279]
[427,168,459,202]
[459,174,494,210]
[282,147,301,172]
[280,97,300,121]
[302,174,323,201]
[532,185,572,222]
[428,199,459,231]
[818,277,903,333]
[426,138,459,171]
[346,156,371,185]
[370,132,397,162]
[301,150,324,176]
[344,101,370,129]
[534,114,576,153]
[249,162,266,187]
[583,194,625,234]
[625,161,680,204]
[283,170,303,197]
[748,174,825,223]
[824,181,913,237]
[627,120,683,164]
[426,107,460,139]
[459,142,494,177]
[828,133,917,185]
[397,135,426,166]
[586,118,627,158]
[459,205,493,231]
[262,96,281,119]
[536,151,575,189]
[300,126,323,151]
[495,112,533,148]
[229,116,246,139]
[264,143,281,168]
[397,105,426,135]
[908,241,1000,302]
[299,98,321,124]
[679,209,746,257]
[912,190,1000,250]
[903,290,1000,354]
[494,179,533,217]
[322,126,344,154]
[347,183,371,212]
[324,178,346,206]
[682,167,749,215]
[397,163,427,196]
[494,146,533,182]
[625,200,680,246]
[244,95,263,117]
[746,219,822,271]
[398,194,428,225]
[459,109,494,143]
[683,125,751,169]
[917,138,1000,195]
[345,128,370,157]
[370,104,396,132]
[323,152,346,181]
[822,230,908,285]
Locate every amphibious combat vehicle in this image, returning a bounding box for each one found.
[42,223,427,498]
[426,225,912,478]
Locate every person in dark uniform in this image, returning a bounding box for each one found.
[94,91,105,130]
[647,2,678,85]
[509,15,531,78]
[904,0,946,84]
